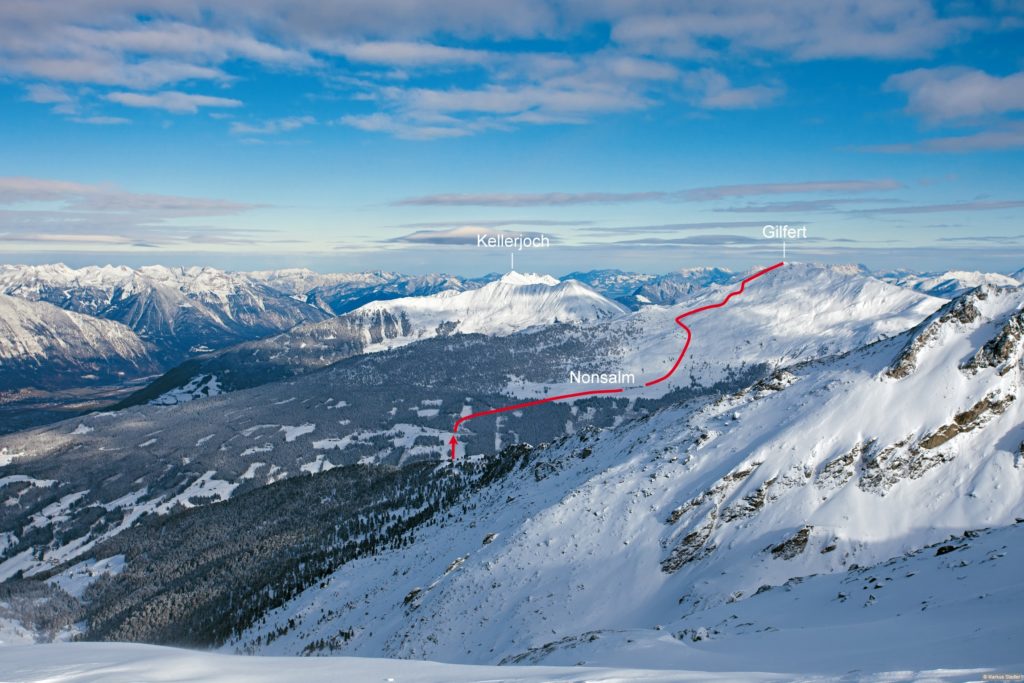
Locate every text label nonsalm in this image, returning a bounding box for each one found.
[569,370,636,384]
[477,233,550,250]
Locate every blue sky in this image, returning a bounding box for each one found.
[1,0,1023,276]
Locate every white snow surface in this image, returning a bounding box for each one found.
[280,423,316,442]
[0,263,326,354]
[150,374,222,405]
[46,554,126,599]
[0,642,1004,682]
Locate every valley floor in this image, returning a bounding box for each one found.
[0,376,155,435]
[0,642,1009,683]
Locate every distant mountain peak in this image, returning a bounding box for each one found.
[497,271,560,287]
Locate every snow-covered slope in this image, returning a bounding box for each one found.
[0,264,328,360]
[101,261,942,408]
[228,281,1024,673]
[0,294,159,389]
[880,269,1020,298]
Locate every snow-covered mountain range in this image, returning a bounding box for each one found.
[0,263,947,577]
[877,269,1021,298]
[117,271,631,403]
[1,259,1023,677]
[0,264,328,361]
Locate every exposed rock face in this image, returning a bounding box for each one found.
[720,477,776,522]
[816,441,875,490]
[661,512,717,573]
[770,526,812,560]
[961,311,1024,374]
[918,393,1016,450]
[887,292,984,379]
[859,393,1015,495]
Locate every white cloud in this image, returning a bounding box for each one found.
[230,116,315,135]
[23,83,73,105]
[0,176,271,249]
[852,199,1024,214]
[862,123,1024,153]
[8,57,229,90]
[338,113,475,140]
[390,225,553,245]
[395,180,902,206]
[884,67,1024,123]
[0,1,1009,139]
[684,69,783,109]
[106,91,243,114]
[22,83,78,114]
[328,41,492,67]
[0,176,259,216]
[71,116,132,125]
[607,0,981,60]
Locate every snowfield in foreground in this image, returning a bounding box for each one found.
[0,643,1007,683]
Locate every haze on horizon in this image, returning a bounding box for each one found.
[1,0,1022,275]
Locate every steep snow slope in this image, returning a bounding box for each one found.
[0,264,327,360]
[230,283,1024,673]
[0,294,159,389]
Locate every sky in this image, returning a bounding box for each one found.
[1,0,1023,276]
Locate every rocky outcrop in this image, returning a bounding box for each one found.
[817,441,875,490]
[886,291,984,379]
[662,512,717,572]
[720,477,776,522]
[859,393,1014,494]
[770,525,812,560]
[918,393,1015,450]
[961,311,1024,374]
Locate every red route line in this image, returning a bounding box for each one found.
[448,261,785,460]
